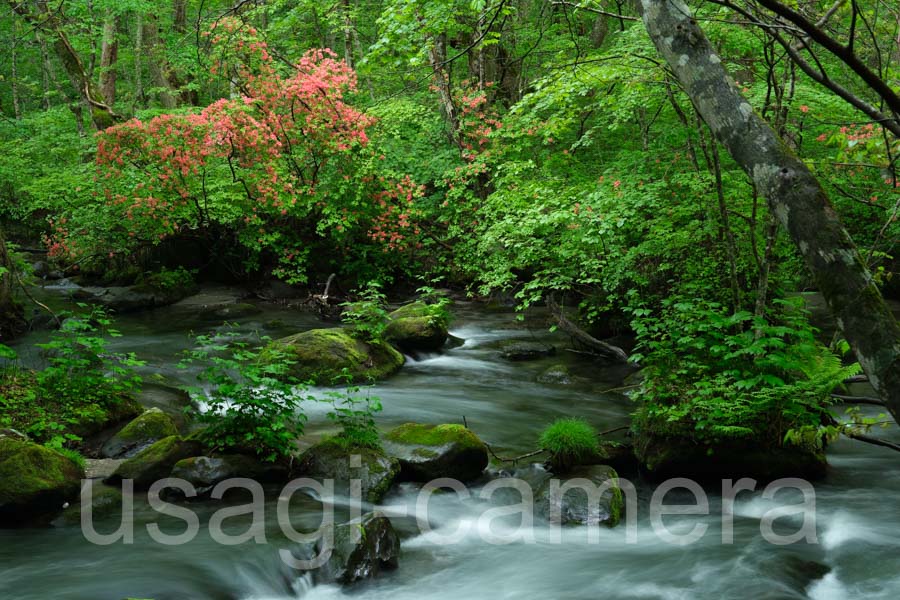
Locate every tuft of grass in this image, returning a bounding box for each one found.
[538,417,599,473]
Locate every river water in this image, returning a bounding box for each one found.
[2,295,899,600]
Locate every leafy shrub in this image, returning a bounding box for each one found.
[539,417,600,473]
[325,380,383,450]
[180,329,308,461]
[628,295,858,449]
[0,306,144,448]
[341,282,390,342]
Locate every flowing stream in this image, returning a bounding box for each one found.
[2,293,899,600]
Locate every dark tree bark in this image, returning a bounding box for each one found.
[0,226,24,342]
[141,13,178,109]
[98,8,119,107]
[638,0,900,425]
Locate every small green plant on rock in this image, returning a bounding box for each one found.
[325,375,384,450]
[342,282,390,343]
[180,328,308,462]
[539,417,600,473]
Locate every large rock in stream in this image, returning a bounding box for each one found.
[106,435,202,489]
[170,455,289,496]
[101,408,179,459]
[383,301,449,352]
[69,281,197,313]
[0,435,85,526]
[261,328,404,385]
[313,512,401,585]
[298,439,400,504]
[384,423,488,483]
[634,434,827,482]
[535,465,624,527]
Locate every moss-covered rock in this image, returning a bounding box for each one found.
[535,465,624,527]
[0,436,85,526]
[314,512,400,585]
[170,455,289,496]
[384,423,488,482]
[536,364,572,385]
[634,433,827,482]
[101,408,179,459]
[262,328,404,385]
[106,436,202,489]
[299,439,400,503]
[383,302,449,352]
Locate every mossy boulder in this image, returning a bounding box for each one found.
[299,439,400,503]
[55,483,124,526]
[384,423,488,483]
[170,455,289,497]
[634,434,827,482]
[535,465,624,527]
[262,328,404,385]
[383,302,449,352]
[67,395,144,440]
[106,436,202,489]
[313,512,400,585]
[101,408,179,459]
[0,436,85,526]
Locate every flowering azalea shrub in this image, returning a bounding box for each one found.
[47,18,424,283]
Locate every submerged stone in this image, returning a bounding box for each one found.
[497,340,556,361]
[170,455,288,496]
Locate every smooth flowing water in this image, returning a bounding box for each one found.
[2,294,899,600]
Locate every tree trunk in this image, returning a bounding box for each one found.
[36,27,54,110]
[98,9,119,107]
[638,0,900,425]
[0,226,24,342]
[10,10,20,119]
[7,0,118,129]
[134,13,145,108]
[141,14,178,109]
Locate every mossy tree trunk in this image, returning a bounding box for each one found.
[0,225,24,341]
[638,0,900,426]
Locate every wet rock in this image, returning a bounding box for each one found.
[106,436,202,489]
[101,408,179,459]
[170,455,288,496]
[535,465,624,527]
[262,328,404,385]
[210,302,262,320]
[384,423,488,483]
[497,340,556,361]
[0,437,85,526]
[69,281,197,313]
[54,483,124,526]
[136,383,193,430]
[314,512,400,585]
[634,434,827,482]
[299,439,400,503]
[85,458,124,480]
[383,301,449,352]
[537,364,572,384]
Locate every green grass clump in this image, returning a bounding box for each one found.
[538,418,599,473]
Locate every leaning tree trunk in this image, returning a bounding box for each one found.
[6,0,118,129]
[637,0,900,425]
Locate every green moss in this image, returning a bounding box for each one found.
[383,302,450,351]
[386,423,483,450]
[262,328,404,385]
[0,437,84,508]
[110,435,201,487]
[115,409,177,443]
